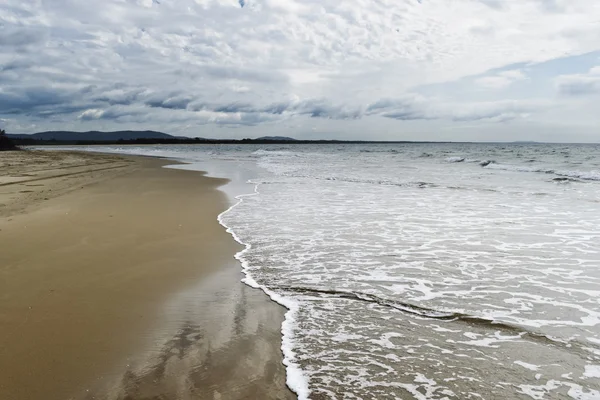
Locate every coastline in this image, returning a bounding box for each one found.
[216,180,310,400]
[0,150,295,400]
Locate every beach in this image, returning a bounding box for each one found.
[0,150,294,400]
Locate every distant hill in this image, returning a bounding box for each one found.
[7,131,300,143]
[255,136,297,141]
[7,130,181,141]
[6,131,405,145]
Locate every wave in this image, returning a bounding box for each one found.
[445,156,600,182]
[359,149,400,154]
[487,163,600,181]
[553,177,581,183]
[252,149,295,156]
[286,174,439,188]
[275,286,596,357]
[446,156,497,167]
[321,177,438,188]
[483,162,554,174]
[555,170,600,181]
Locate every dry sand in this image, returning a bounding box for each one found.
[0,150,295,400]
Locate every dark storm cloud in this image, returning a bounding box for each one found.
[280,99,360,119]
[0,87,71,114]
[381,110,430,120]
[0,59,34,72]
[213,102,256,113]
[261,101,290,115]
[0,83,121,117]
[6,83,539,127]
[188,99,362,120]
[366,97,422,114]
[366,97,432,120]
[93,88,147,106]
[145,95,195,110]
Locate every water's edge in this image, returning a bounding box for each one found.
[216,180,310,399]
[167,158,310,397]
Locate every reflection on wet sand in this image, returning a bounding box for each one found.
[88,264,296,400]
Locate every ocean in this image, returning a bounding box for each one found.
[53,143,600,399]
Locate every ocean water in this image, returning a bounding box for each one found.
[52,143,600,399]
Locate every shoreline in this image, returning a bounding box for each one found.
[0,150,295,400]
[216,179,309,399]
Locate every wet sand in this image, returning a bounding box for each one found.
[0,150,295,400]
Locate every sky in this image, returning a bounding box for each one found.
[1,0,600,142]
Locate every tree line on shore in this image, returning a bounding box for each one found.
[0,129,18,151]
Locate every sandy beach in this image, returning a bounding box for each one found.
[0,150,294,400]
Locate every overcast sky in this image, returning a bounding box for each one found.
[1,0,600,141]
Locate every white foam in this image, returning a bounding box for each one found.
[217,180,311,400]
[556,170,600,181]
[565,383,600,400]
[252,149,295,156]
[587,337,600,345]
[369,332,405,349]
[446,156,465,163]
[583,365,600,378]
[518,380,561,399]
[514,361,541,371]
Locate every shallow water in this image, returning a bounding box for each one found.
[56,143,600,399]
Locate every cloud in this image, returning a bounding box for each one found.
[77,103,279,126]
[0,59,34,72]
[0,26,46,48]
[477,0,505,10]
[556,66,600,95]
[201,65,289,84]
[368,97,543,122]
[78,107,151,121]
[1,0,600,139]
[475,69,528,89]
[145,95,195,110]
[76,92,543,128]
[276,99,363,119]
[0,87,82,114]
[93,88,146,106]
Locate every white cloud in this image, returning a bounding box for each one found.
[556,65,600,95]
[475,69,528,89]
[367,96,545,122]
